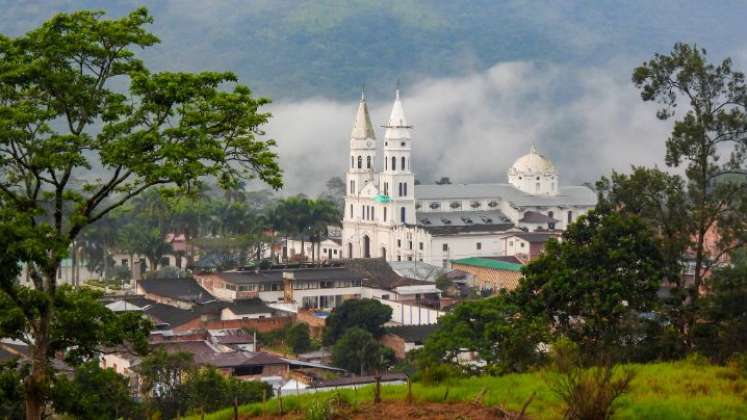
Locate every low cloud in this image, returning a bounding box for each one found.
[265,60,671,195]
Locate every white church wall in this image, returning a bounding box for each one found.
[428,234,508,267]
[374,297,444,325]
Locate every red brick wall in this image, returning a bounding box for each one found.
[172,315,294,334]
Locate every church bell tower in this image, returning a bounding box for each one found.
[379,88,415,225]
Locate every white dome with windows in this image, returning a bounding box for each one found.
[507,145,559,196]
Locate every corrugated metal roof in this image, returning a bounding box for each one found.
[451,257,523,272]
[415,183,597,207]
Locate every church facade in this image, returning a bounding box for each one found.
[342,90,597,267]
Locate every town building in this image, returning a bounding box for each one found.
[450,256,525,293]
[342,90,596,267]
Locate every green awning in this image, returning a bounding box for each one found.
[374,194,391,203]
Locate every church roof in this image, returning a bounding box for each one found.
[416,210,513,235]
[415,183,596,207]
[386,89,409,128]
[509,145,557,175]
[350,93,375,140]
[518,211,559,224]
[384,89,411,139]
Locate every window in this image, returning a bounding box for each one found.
[400,207,406,223]
[371,207,375,220]
[567,211,573,224]
[398,183,402,196]
[403,182,407,196]
[408,241,413,250]
[401,156,406,170]
[367,156,371,168]
[419,242,423,250]
[407,256,413,261]
[121,259,128,266]
[349,204,353,218]
[384,182,388,196]
[385,158,387,170]
[397,239,401,248]
[391,156,396,171]
[548,211,555,230]
[361,205,365,219]
[535,183,540,192]
[357,156,362,169]
[397,255,402,261]
[442,243,448,251]
[520,242,525,248]
[383,207,387,221]
[350,180,355,194]
[476,242,482,250]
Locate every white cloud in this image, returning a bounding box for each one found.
[265,60,671,195]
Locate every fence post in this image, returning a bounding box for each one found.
[374,375,382,403]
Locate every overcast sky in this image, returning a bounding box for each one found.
[2,1,747,195]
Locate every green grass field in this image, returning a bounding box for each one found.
[193,359,747,419]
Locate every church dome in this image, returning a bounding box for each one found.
[509,145,556,176]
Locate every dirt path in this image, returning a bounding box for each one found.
[243,401,510,419]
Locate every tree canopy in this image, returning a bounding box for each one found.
[513,209,664,353]
[323,298,392,345]
[0,8,282,418]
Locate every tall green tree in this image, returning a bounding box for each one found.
[51,361,138,420]
[512,209,664,355]
[323,298,392,345]
[137,349,195,418]
[0,9,281,418]
[694,248,747,362]
[420,295,548,375]
[331,327,394,375]
[633,43,747,338]
[307,198,341,262]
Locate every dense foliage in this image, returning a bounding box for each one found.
[51,361,139,420]
[323,298,393,345]
[514,209,664,355]
[331,327,394,375]
[0,7,283,417]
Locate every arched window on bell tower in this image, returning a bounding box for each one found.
[367,156,371,169]
[391,156,396,171]
[357,156,362,169]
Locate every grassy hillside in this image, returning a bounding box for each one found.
[194,359,747,419]
[2,1,747,99]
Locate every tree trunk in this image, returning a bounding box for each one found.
[148,257,158,273]
[25,269,55,420]
[300,239,305,261]
[71,240,77,287]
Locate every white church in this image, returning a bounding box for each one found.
[341,90,597,267]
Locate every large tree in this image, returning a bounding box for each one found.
[331,327,394,375]
[419,295,548,374]
[323,298,392,345]
[512,209,664,355]
[0,9,282,418]
[633,43,747,338]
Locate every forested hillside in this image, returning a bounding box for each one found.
[2,0,746,99]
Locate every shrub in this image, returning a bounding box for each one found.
[545,337,637,420]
